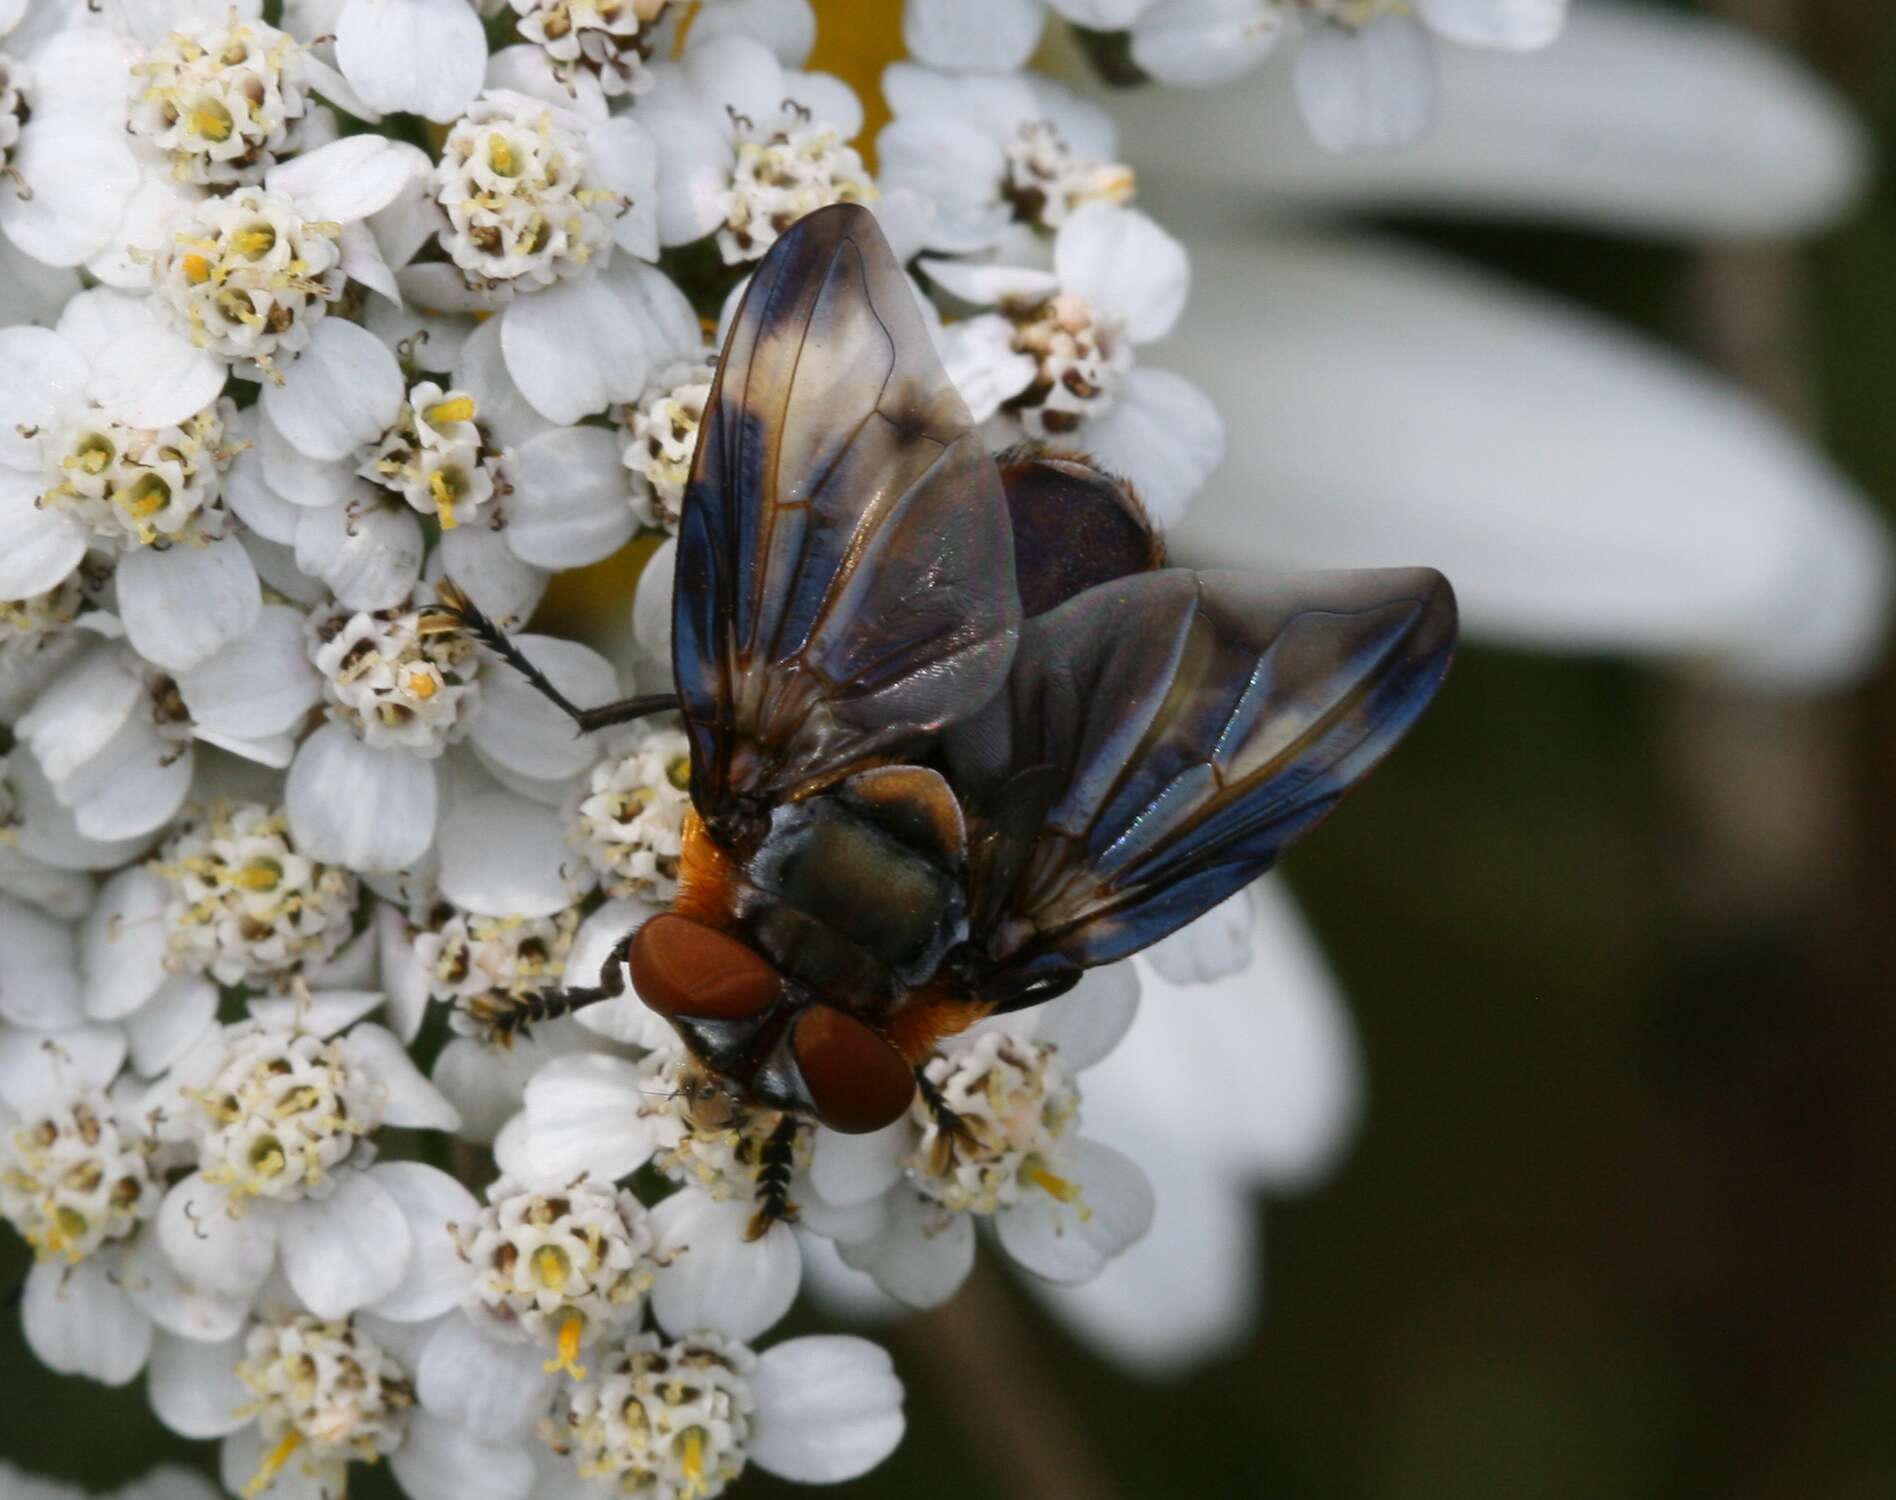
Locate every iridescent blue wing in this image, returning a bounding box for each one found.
[944,567,1456,1000]
[675,204,1019,844]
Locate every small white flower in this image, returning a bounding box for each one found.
[129,14,316,188]
[358,382,499,532]
[878,63,1133,252]
[619,357,714,534]
[0,1085,160,1263]
[512,0,671,98]
[458,1174,658,1375]
[927,202,1223,524]
[640,34,873,265]
[568,721,693,901]
[152,801,359,988]
[414,903,580,1034]
[539,1330,903,1496]
[307,598,482,759]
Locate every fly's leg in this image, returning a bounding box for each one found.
[423,581,680,733]
[916,1064,981,1173]
[483,929,636,1044]
[746,1114,803,1241]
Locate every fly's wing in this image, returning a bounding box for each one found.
[945,567,1456,1000]
[675,204,1019,843]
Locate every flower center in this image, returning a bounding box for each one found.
[155,802,359,986]
[434,93,623,292]
[235,1314,413,1497]
[187,1026,378,1205]
[908,1033,1082,1216]
[461,1178,658,1373]
[1002,291,1131,439]
[717,106,877,264]
[131,18,312,187]
[1001,121,1135,231]
[512,0,670,97]
[40,402,239,549]
[621,361,714,534]
[360,382,497,531]
[412,906,580,1034]
[571,723,695,900]
[545,1334,757,1500]
[0,1092,158,1263]
[152,186,343,378]
[309,603,481,757]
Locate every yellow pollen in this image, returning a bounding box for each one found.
[424,395,476,425]
[244,1428,304,1499]
[404,668,439,701]
[1024,1162,1081,1204]
[182,253,212,284]
[427,470,458,530]
[543,1311,588,1380]
[488,133,518,176]
[230,861,281,891]
[681,1428,707,1492]
[190,100,234,143]
[233,227,276,259]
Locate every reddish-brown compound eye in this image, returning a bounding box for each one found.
[792,1005,916,1135]
[628,914,781,1021]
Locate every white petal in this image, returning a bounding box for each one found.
[431,525,549,629]
[1030,1131,1260,1374]
[1169,231,1894,686]
[432,1034,536,1143]
[86,173,200,290]
[117,536,262,673]
[0,895,83,1029]
[0,469,84,603]
[566,899,671,1048]
[392,1411,538,1500]
[265,134,420,222]
[12,750,156,874]
[499,276,651,425]
[0,123,141,267]
[262,317,405,461]
[640,104,732,247]
[506,426,641,568]
[1131,0,1287,87]
[364,294,476,382]
[57,283,162,360]
[783,69,863,141]
[1006,962,1140,1071]
[342,220,401,304]
[1112,880,1362,1185]
[837,1188,973,1309]
[0,234,81,326]
[1295,13,1438,153]
[16,641,139,785]
[1417,0,1563,48]
[919,256,1058,308]
[0,848,92,923]
[415,1313,560,1438]
[345,1021,462,1130]
[366,1161,480,1321]
[437,790,579,917]
[1126,0,1866,237]
[0,326,84,468]
[61,712,192,842]
[994,1139,1154,1284]
[1054,203,1190,343]
[589,115,659,260]
[1144,887,1255,985]
[23,1255,152,1386]
[809,1121,909,1208]
[121,1231,253,1344]
[287,723,439,872]
[631,535,675,664]
[336,0,487,121]
[1080,366,1224,527]
[939,314,1037,423]
[293,490,425,610]
[279,1169,413,1317]
[469,634,619,781]
[86,326,225,431]
[683,0,816,64]
[649,1191,799,1342]
[0,1022,124,1114]
[749,1336,904,1483]
[157,1173,279,1300]
[147,1331,251,1437]
[246,988,385,1039]
[451,315,557,449]
[125,975,218,1076]
[177,604,323,740]
[81,864,169,1022]
[486,42,609,118]
[225,439,305,543]
[903,0,1043,70]
[523,1052,655,1181]
[257,405,359,509]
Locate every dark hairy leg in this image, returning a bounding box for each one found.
[423,581,679,733]
[746,1114,804,1241]
[484,927,637,1043]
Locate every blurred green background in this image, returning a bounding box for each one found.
[9,2,1896,1497]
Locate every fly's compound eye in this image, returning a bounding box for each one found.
[628,913,782,1021]
[792,1005,916,1135]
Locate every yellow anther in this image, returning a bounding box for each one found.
[230,860,282,892]
[423,395,476,425]
[532,1244,569,1290]
[1024,1161,1081,1204]
[681,1428,707,1494]
[244,1429,304,1499]
[542,1311,588,1380]
[488,133,519,177]
[233,225,277,260]
[427,469,459,530]
[404,668,439,702]
[182,253,212,284]
[190,99,234,143]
